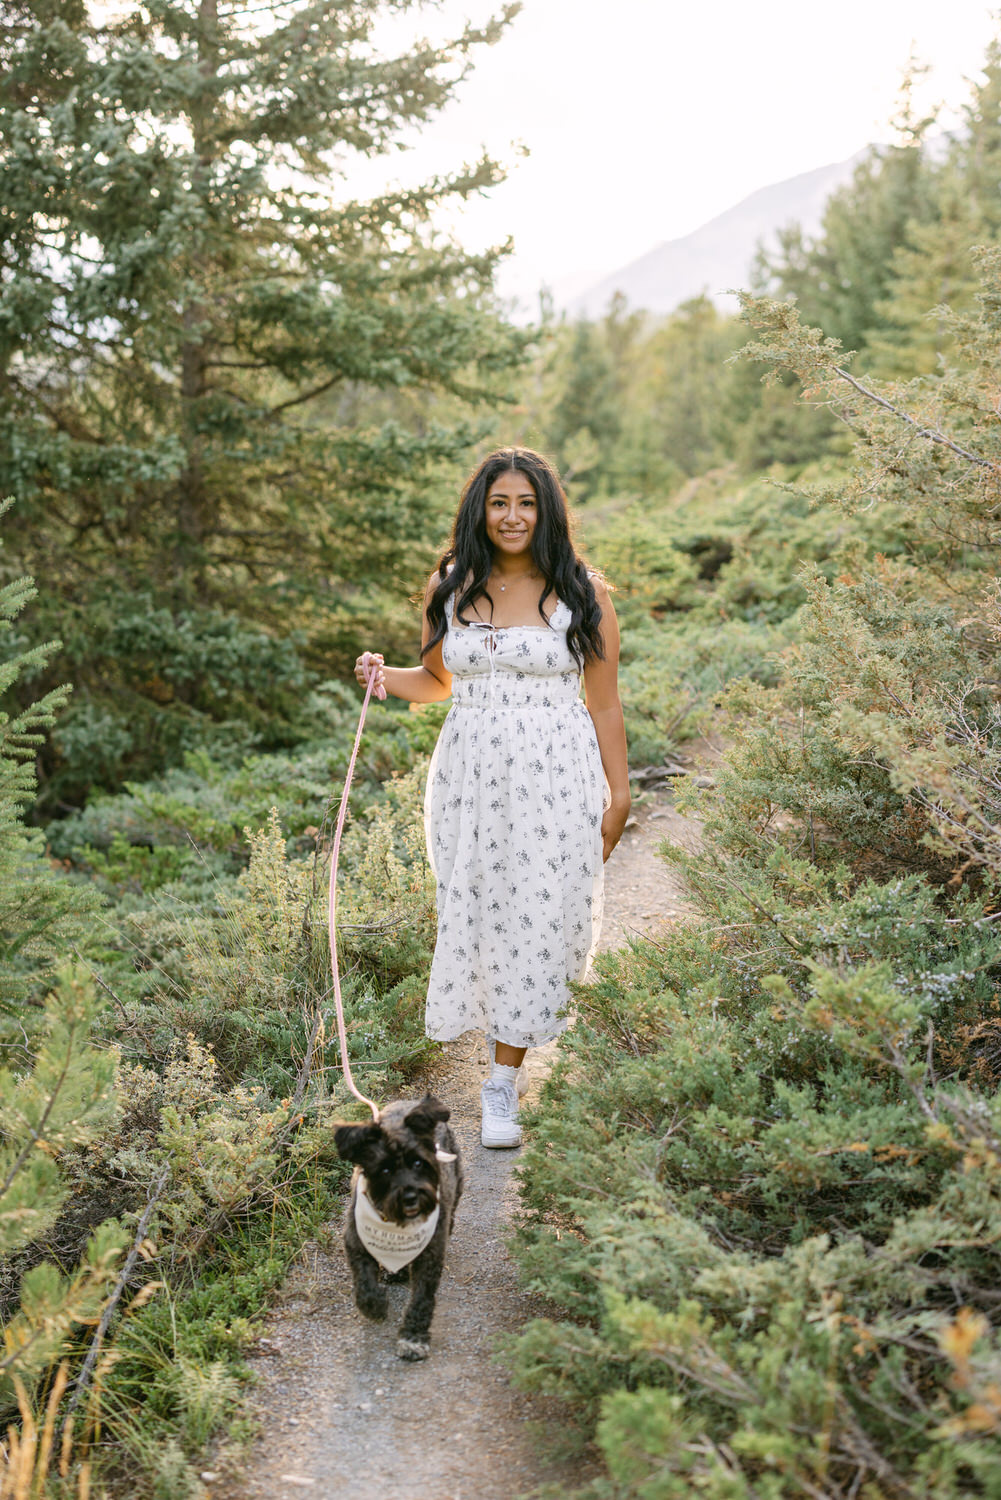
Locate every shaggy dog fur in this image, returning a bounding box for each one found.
[334,1094,463,1360]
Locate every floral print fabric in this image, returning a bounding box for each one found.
[423,591,606,1048]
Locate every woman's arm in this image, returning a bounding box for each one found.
[353,574,453,705]
[583,581,630,862]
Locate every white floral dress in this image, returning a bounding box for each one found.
[423,589,606,1049]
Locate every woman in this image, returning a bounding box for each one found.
[354,447,630,1147]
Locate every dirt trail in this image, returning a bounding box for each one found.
[216,790,698,1500]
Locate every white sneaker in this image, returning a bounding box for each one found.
[480,1079,522,1148]
[486,1038,529,1097]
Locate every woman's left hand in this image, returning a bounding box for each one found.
[601,799,630,862]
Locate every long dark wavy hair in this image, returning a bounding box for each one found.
[422,448,605,667]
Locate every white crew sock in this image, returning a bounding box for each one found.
[490,1061,520,1089]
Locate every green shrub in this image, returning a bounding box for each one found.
[506,882,1001,1496]
[4,768,436,1492]
[46,686,438,875]
[505,246,1001,1500]
[578,464,909,768]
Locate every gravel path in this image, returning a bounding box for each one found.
[215,789,698,1500]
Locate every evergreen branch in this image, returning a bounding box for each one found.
[0,1315,57,1378]
[0,1016,79,1203]
[69,950,130,1024]
[202,358,272,369]
[702,862,811,957]
[19,387,104,447]
[289,1008,323,1115]
[267,372,342,414]
[58,1166,170,1438]
[831,364,996,470]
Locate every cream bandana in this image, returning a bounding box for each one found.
[354,1177,440,1273]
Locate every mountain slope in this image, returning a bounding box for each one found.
[568,150,869,318]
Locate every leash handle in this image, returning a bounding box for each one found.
[327,659,385,1120]
[359,650,387,702]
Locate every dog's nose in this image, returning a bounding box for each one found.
[402,1188,420,1207]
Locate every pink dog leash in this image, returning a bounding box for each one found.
[326,653,386,1121]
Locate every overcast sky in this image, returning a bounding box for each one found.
[353,0,1001,311]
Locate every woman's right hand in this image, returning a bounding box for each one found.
[354,651,387,700]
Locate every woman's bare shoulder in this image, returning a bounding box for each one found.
[588,570,613,607]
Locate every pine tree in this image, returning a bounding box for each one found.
[621,296,730,483]
[867,43,1001,377]
[0,501,96,1006]
[755,66,940,355]
[543,312,629,497]
[866,175,982,377]
[0,0,524,800]
[1,968,124,1411]
[0,502,121,1422]
[955,34,1001,236]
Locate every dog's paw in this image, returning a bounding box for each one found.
[396,1337,430,1362]
[357,1291,388,1322]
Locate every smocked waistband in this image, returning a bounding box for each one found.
[450,676,583,711]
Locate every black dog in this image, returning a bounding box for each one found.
[334,1093,462,1361]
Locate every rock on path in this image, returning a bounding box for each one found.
[216,792,697,1500]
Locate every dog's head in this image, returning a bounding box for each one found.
[334,1094,453,1226]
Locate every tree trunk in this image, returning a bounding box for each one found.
[175,0,220,590]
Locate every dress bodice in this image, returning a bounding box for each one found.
[442,593,583,710]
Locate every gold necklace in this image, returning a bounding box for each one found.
[495,569,539,593]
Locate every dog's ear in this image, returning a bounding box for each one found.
[334,1122,383,1166]
[404,1094,450,1137]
